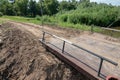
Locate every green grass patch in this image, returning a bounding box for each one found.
[0,18,4,24]
[2,16,102,32]
[58,22,102,32]
[0,20,3,24]
[2,16,42,24]
[1,16,120,38]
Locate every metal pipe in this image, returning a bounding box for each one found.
[42,32,45,42]
[101,27,120,32]
[62,41,66,53]
[42,31,118,66]
[43,31,72,44]
[72,44,118,66]
[98,58,103,76]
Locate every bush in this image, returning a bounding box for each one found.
[36,15,41,20]
[68,14,80,24]
[57,3,120,27]
[67,13,91,25]
[0,12,3,17]
[42,15,51,22]
[59,14,68,22]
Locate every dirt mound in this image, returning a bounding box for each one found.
[0,23,90,80]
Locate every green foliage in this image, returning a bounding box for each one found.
[68,14,81,24]
[44,0,59,15]
[35,15,41,20]
[59,14,68,22]
[0,0,120,27]
[29,0,36,17]
[42,15,51,22]
[15,0,29,16]
[57,2,120,27]
[2,16,41,24]
[0,12,3,17]
[58,0,77,11]
[6,3,16,15]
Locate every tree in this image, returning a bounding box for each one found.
[78,0,90,8]
[35,1,42,16]
[15,0,29,16]
[0,0,8,15]
[28,0,37,17]
[0,0,16,15]
[44,0,59,15]
[59,0,76,12]
[6,3,16,15]
[80,0,90,3]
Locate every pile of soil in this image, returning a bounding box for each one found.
[0,23,90,80]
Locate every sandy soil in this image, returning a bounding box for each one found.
[0,21,120,79]
[9,21,120,76]
[0,23,90,80]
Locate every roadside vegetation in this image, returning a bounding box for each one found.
[0,20,2,24]
[0,19,3,24]
[0,0,120,36]
[1,16,102,33]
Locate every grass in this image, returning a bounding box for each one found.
[100,28,120,38]
[0,19,3,24]
[58,22,102,32]
[0,21,2,24]
[2,16,102,32]
[2,16,42,24]
[2,16,120,38]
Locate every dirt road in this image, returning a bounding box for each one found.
[0,21,120,79]
[0,22,89,80]
[9,21,120,76]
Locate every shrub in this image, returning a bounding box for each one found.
[42,15,51,22]
[59,14,68,22]
[36,15,41,20]
[0,12,3,17]
[68,14,80,24]
[57,3,120,27]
